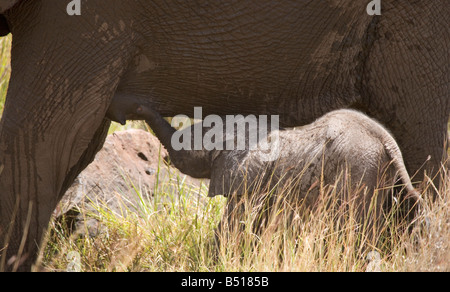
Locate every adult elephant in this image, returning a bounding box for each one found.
[0,0,448,271]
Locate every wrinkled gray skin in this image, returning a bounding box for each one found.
[0,0,448,271]
[107,94,421,236]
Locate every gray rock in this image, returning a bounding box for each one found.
[55,129,204,236]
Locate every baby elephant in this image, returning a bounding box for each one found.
[107,94,421,230]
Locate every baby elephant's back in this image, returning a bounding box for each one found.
[274,109,396,204]
[322,111,393,188]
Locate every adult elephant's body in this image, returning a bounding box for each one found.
[0,0,448,271]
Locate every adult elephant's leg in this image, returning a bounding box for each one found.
[0,118,111,271]
[362,1,449,193]
[0,67,123,271]
[59,118,111,202]
[0,11,132,272]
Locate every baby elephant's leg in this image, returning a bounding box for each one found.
[212,193,248,257]
[216,194,244,236]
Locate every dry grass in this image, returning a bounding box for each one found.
[38,159,449,272]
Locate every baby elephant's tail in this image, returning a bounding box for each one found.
[381,135,422,204]
[355,109,422,204]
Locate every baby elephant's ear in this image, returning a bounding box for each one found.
[0,0,19,13]
[208,152,258,198]
[208,156,229,198]
[208,153,238,198]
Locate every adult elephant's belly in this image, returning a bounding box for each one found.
[117,1,371,127]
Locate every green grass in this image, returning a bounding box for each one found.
[41,163,226,272]
[0,35,11,117]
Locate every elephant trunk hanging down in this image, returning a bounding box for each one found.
[0,0,448,271]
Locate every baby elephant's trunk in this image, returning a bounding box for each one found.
[138,106,214,179]
[137,106,177,153]
[107,93,214,178]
